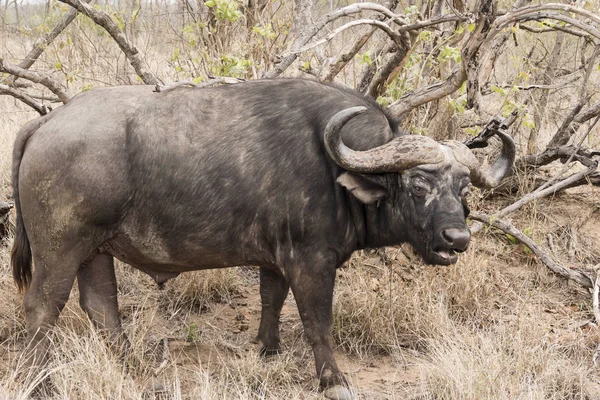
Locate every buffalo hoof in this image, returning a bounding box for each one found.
[324,385,354,400]
[254,339,281,357]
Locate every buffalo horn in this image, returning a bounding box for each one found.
[444,130,516,189]
[324,107,445,173]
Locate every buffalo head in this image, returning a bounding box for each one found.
[325,106,515,265]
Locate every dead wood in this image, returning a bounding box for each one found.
[518,145,600,169]
[470,211,594,289]
[0,84,50,115]
[58,0,160,86]
[471,160,599,235]
[0,59,70,103]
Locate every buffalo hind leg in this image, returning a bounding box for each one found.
[21,251,82,381]
[289,261,353,400]
[256,267,289,356]
[78,252,132,362]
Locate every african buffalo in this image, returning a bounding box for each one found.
[11,78,514,399]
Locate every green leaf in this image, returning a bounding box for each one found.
[467,23,476,32]
[132,6,141,21]
[54,61,62,70]
[491,85,506,95]
[523,113,535,129]
[204,0,215,7]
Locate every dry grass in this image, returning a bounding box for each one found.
[0,195,599,398]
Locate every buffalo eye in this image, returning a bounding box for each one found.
[413,186,427,197]
[412,181,429,197]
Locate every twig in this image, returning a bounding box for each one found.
[0,84,50,115]
[519,21,591,38]
[482,76,581,93]
[58,0,160,86]
[292,19,406,55]
[7,0,94,85]
[547,233,557,258]
[470,211,594,289]
[0,58,71,103]
[568,226,577,264]
[471,161,599,234]
[154,77,243,93]
[535,114,600,192]
[323,27,376,82]
[396,13,470,33]
[547,45,600,149]
[153,338,169,376]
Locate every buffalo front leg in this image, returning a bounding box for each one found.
[78,252,132,360]
[256,267,289,356]
[289,264,353,400]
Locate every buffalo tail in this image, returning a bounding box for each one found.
[11,116,49,292]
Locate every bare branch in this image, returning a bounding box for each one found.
[518,145,600,169]
[575,102,600,124]
[519,21,591,38]
[58,0,160,85]
[547,45,600,148]
[366,38,412,97]
[471,161,599,234]
[396,13,469,33]
[10,0,92,77]
[534,115,600,192]
[494,3,600,28]
[323,27,376,82]
[482,76,581,93]
[154,77,243,92]
[293,19,405,55]
[0,84,50,115]
[264,2,407,79]
[389,0,496,117]
[323,0,401,82]
[470,211,594,289]
[388,67,466,117]
[0,58,71,103]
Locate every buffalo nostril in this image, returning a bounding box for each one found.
[442,228,471,251]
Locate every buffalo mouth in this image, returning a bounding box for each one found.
[428,247,466,265]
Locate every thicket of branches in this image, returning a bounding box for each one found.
[1,0,599,287]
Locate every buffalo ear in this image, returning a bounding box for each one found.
[337,172,388,204]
